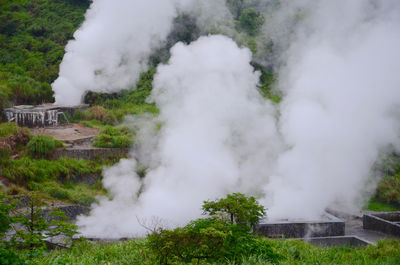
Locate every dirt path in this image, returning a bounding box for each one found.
[32,123,99,145]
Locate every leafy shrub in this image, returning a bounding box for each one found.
[238,8,264,36]
[203,192,265,229]
[0,249,29,265]
[0,194,15,238]
[147,193,278,264]
[89,106,108,121]
[73,195,96,206]
[27,135,62,158]
[9,193,78,250]
[48,188,70,200]
[373,175,400,208]
[93,126,133,148]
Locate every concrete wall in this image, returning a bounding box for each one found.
[363,213,400,236]
[53,147,129,160]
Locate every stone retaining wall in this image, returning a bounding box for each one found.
[53,147,129,160]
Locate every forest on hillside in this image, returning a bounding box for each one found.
[1,0,400,264]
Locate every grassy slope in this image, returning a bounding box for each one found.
[32,238,400,265]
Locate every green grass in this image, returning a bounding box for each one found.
[0,122,20,137]
[1,156,101,184]
[92,125,133,148]
[39,181,105,206]
[31,238,400,265]
[365,199,399,212]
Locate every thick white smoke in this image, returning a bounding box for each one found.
[77,35,280,237]
[263,0,400,219]
[52,0,232,105]
[53,0,180,105]
[73,0,400,237]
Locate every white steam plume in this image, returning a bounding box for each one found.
[52,0,232,105]
[77,35,281,238]
[52,0,181,105]
[76,0,400,238]
[263,0,400,219]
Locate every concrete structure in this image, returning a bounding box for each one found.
[53,147,130,160]
[363,212,400,236]
[255,213,345,238]
[304,236,371,247]
[3,104,88,127]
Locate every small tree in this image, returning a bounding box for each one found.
[0,194,16,240]
[202,192,265,229]
[10,193,77,250]
[239,8,265,36]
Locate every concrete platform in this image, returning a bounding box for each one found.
[304,236,372,247]
[363,212,400,237]
[255,213,345,238]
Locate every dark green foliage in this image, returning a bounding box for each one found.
[239,8,265,36]
[370,153,400,210]
[93,126,133,148]
[148,217,279,264]
[252,62,281,103]
[150,14,200,66]
[0,194,15,237]
[83,68,159,121]
[0,0,88,107]
[373,175,400,208]
[147,193,276,264]
[27,135,62,158]
[147,219,227,264]
[203,192,265,228]
[48,188,70,200]
[8,193,78,250]
[0,248,31,265]
[12,193,49,250]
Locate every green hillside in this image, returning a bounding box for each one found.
[0,1,400,264]
[0,0,89,110]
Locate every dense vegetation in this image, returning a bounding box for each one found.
[0,0,89,112]
[0,0,400,264]
[27,239,400,265]
[1,193,400,265]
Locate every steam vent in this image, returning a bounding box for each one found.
[3,104,88,128]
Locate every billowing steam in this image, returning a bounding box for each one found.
[263,0,400,219]
[63,0,400,237]
[77,35,281,238]
[52,0,232,105]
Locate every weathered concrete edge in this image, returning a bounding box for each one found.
[53,147,130,160]
[363,213,400,236]
[304,236,372,247]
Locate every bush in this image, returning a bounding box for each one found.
[48,188,70,200]
[238,8,264,36]
[373,175,400,208]
[0,249,29,265]
[88,106,108,121]
[0,122,20,138]
[27,135,62,158]
[93,126,133,148]
[203,192,265,229]
[147,193,277,264]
